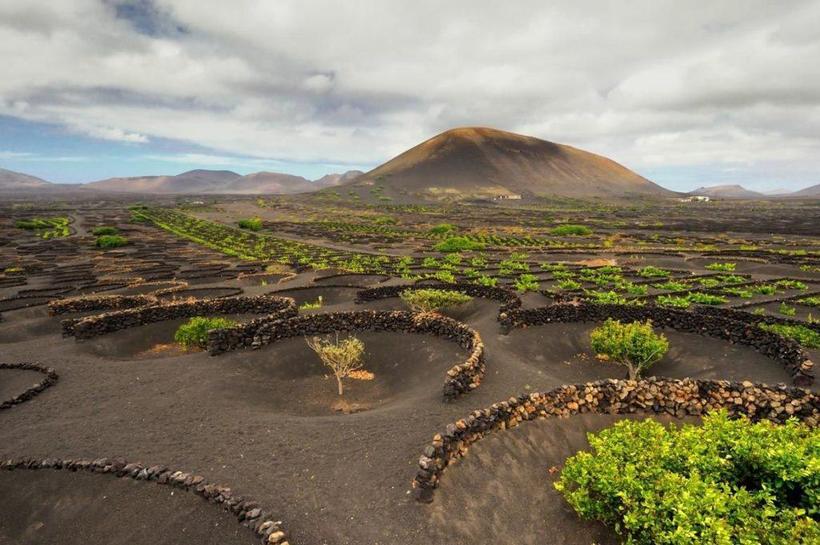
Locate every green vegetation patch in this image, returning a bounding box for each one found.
[238,217,263,231]
[556,412,819,545]
[705,262,736,271]
[428,223,456,235]
[434,236,486,252]
[589,318,668,379]
[15,216,70,239]
[637,266,671,278]
[174,316,237,350]
[95,234,129,248]
[550,224,592,236]
[400,288,472,313]
[759,323,820,348]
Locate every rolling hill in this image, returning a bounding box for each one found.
[340,127,673,201]
[0,168,53,190]
[788,183,820,198]
[85,169,363,194]
[688,184,765,199]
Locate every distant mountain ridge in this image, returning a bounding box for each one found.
[84,169,364,194]
[341,127,673,201]
[688,184,765,199]
[0,167,53,190]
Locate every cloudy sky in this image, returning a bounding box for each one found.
[1,0,819,191]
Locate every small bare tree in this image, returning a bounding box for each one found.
[305,334,365,396]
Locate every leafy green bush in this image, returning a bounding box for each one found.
[657,294,691,308]
[473,274,497,287]
[705,262,736,271]
[586,290,628,305]
[514,273,540,292]
[558,279,582,291]
[779,302,797,316]
[722,287,754,298]
[687,292,728,305]
[755,284,778,295]
[174,316,237,349]
[432,270,456,283]
[372,215,396,225]
[434,236,485,252]
[555,412,819,545]
[759,323,820,348]
[95,234,129,248]
[798,296,820,307]
[400,288,472,313]
[238,217,263,231]
[637,266,671,278]
[653,280,688,291]
[589,318,668,379]
[428,223,456,235]
[775,279,808,291]
[92,226,119,236]
[550,224,592,236]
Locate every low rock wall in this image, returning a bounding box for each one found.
[208,310,485,401]
[412,377,819,502]
[499,302,814,387]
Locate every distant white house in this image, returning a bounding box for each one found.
[679,195,710,202]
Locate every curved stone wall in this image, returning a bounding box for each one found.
[0,457,289,544]
[499,302,814,387]
[207,310,485,401]
[0,363,59,411]
[412,377,819,502]
[63,294,297,340]
[49,294,157,315]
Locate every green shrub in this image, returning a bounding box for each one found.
[95,235,129,248]
[716,274,746,284]
[550,224,592,236]
[687,292,728,305]
[238,217,263,231]
[637,266,671,278]
[798,296,820,307]
[653,280,688,291]
[657,295,691,308]
[92,226,119,236]
[779,302,797,316]
[400,288,472,313]
[621,282,648,296]
[586,290,628,305]
[434,236,485,253]
[372,215,396,225]
[555,412,819,545]
[705,262,736,271]
[432,270,456,283]
[473,274,497,287]
[723,287,754,298]
[759,323,820,348]
[174,316,237,349]
[775,279,808,291]
[589,318,668,379]
[428,223,456,235]
[514,273,540,292]
[558,279,582,291]
[754,284,778,295]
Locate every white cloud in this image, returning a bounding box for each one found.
[0,0,819,188]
